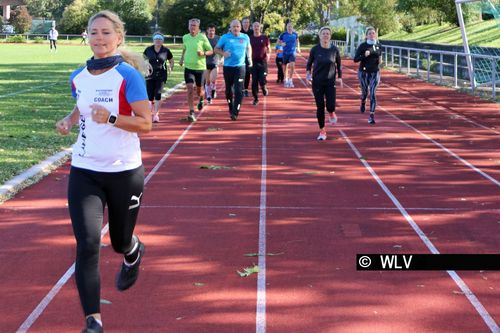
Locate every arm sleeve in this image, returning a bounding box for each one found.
[215,35,225,49]
[353,44,364,63]
[336,48,342,78]
[203,36,213,51]
[123,68,148,103]
[306,47,314,72]
[167,49,173,60]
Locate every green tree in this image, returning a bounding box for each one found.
[98,0,153,35]
[25,0,72,20]
[358,0,400,34]
[60,0,97,34]
[10,6,33,33]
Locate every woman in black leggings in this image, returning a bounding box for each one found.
[55,10,152,333]
[354,27,382,124]
[306,26,343,141]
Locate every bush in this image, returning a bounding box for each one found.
[300,33,318,45]
[6,35,27,43]
[10,6,32,34]
[33,36,45,43]
[332,28,347,41]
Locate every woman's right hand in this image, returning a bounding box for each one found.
[56,117,73,135]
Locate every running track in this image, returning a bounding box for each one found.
[0,54,499,333]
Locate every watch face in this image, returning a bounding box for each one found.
[108,115,117,124]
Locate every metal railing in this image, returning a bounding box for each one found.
[337,40,499,100]
[0,33,184,44]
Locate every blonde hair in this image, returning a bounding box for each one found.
[87,10,148,74]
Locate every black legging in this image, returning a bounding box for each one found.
[251,60,268,99]
[312,80,336,128]
[146,78,165,101]
[50,39,57,50]
[223,66,245,116]
[276,57,284,82]
[68,165,144,316]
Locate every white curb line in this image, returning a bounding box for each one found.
[0,83,186,204]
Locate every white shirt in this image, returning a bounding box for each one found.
[49,29,58,40]
[70,62,148,172]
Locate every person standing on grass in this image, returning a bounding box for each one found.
[279,21,301,88]
[275,40,284,83]
[48,26,58,51]
[179,18,213,122]
[306,26,342,141]
[204,24,220,104]
[55,10,151,333]
[81,29,88,45]
[353,26,382,124]
[241,17,254,97]
[144,33,174,123]
[214,19,252,121]
[249,21,270,106]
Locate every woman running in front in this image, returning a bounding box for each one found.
[306,26,343,141]
[353,26,382,124]
[55,10,151,333]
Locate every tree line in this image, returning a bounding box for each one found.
[7,0,484,36]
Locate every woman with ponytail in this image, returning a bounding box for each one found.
[55,10,151,333]
[354,27,382,124]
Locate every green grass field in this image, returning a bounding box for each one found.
[381,20,500,47]
[0,42,184,185]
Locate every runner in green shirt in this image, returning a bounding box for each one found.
[179,18,213,122]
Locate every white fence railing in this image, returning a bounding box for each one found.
[333,40,499,100]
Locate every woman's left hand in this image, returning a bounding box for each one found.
[338,78,343,88]
[90,104,111,124]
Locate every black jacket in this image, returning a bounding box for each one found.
[353,41,382,73]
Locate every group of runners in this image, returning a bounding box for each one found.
[55,10,382,333]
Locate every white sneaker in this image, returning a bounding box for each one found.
[328,112,337,125]
[289,80,294,88]
[317,130,327,141]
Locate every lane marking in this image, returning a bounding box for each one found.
[16,99,207,333]
[297,55,499,187]
[340,129,499,333]
[343,66,500,135]
[256,94,268,333]
[0,82,61,99]
[342,79,500,187]
[295,63,498,332]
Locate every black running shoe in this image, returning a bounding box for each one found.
[82,317,103,333]
[116,240,145,291]
[197,98,204,111]
[207,97,212,104]
[360,104,366,113]
[368,114,376,124]
[252,98,259,105]
[262,86,269,96]
[243,89,249,97]
[230,114,237,121]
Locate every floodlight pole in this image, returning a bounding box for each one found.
[455,0,478,90]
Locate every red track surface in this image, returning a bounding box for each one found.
[0,54,499,333]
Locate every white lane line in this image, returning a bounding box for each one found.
[137,205,499,212]
[297,57,499,187]
[341,129,499,333]
[295,65,498,332]
[340,78,499,187]
[343,66,500,135]
[256,94,268,333]
[16,105,207,333]
[0,82,61,99]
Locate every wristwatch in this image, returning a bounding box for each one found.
[107,114,117,125]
